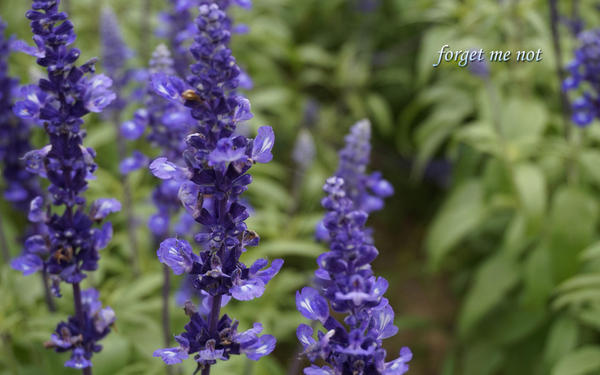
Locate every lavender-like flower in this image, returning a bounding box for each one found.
[99,6,142,275]
[296,177,411,375]
[45,288,116,369]
[150,3,281,373]
[316,120,393,242]
[0,19,42,217]
[100,6,134,113]
[10,0,118,370]
[563,29,600,127]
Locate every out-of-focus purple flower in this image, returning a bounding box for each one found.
[564,29,600,127]
[100,6,134,113]
[296,177,411,374]
[0,19,43,213]
[119,150,149,174]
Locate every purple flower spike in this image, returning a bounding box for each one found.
[296,287,329,323]
[10,3,117,369]
[564,29,600,127]
[157,238,198,275]
[296,131,410,373]
[152,2,279,370]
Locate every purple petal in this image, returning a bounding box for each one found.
[24,235,48,255]
[157,238,197,275]
[151,72,187,103]
[297,324,316,349]
[149,213,168,237]
[304,365,334,375]
[65,348,92,369]
[90,198,122,220]
[235,323,263,344]
[296,287,329,323]
[150,157,185,180]
[242,335,276,361]
[11,254,43,275]
[251,126,274,163]
[383,347,412,375]
[120,151,149,174]
[11,39,45,57]
[371,304,398,340]
[84,74,116,112]
[21,145,50,177]
[94,307,116,332]
[178,182,200,218]
[231,277,265,301]
[120,120,145,140]
[93,222,113,251]
[28,196,45,223]
[253,258,283,285]
[153,347,188,365]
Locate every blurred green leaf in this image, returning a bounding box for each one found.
[552,346,600,375]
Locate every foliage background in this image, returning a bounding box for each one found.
[1,0,598,374]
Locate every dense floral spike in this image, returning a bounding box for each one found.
[316,120,393,242]
[45,288,116,369]
[296,177,411,375]
[10,0,117,370]
[563,29,600,127]
[151,3,281,372]
[336,120,393,213]
[100,6,134,113]
[0,18,42,214]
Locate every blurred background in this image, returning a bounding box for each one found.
[1,0,600,374]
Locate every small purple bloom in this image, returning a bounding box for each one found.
[296,287,329,323]
[90,198,122,221]
[251,126,275,163]
[157,238,198,275]
[120,150,149,174]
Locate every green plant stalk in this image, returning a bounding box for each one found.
[73,282,92,375]
[111,112,140,276]
[162,263,174,375]
[0,214,10,263]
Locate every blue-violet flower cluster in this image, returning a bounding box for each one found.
[563,28,600,126]
[150,3,282,371]
[296,177,411,375]
[10,0,118,368]
[0,18,42,214]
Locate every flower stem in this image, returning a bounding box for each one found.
[42,268,56,312]
[0,213,10,263]
[112,117,140,276]
[162,263,172,343]
[200,294,223,375]
[73,282,92,375]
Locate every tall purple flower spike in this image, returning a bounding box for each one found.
[563,29,600,127]
[296,177,412,375]
[151,3,282,373]
[11,0,118,370]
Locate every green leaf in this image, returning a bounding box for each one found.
[544,317,579,370]
[426,180,487,269]
[458,254,520,337]
[552,346,600,375]
[513,163,546,229]
[501,98,547,142]
[366,93,393,136]
[548,188,599,282]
